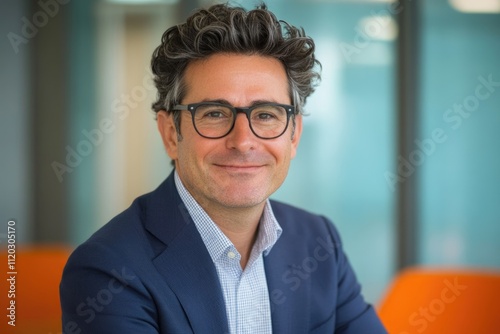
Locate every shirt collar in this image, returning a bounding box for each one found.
[174,170,282,265]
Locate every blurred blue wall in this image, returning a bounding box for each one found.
[419,0,500,267]
[0,0,32,244]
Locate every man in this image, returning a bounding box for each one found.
[60,3,387,333]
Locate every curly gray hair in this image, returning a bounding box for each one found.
[151,3,321,117]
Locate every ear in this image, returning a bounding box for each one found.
[290,114,303,159]
[157,111,179,161]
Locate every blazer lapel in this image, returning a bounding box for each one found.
[264,230,310,334]
[145,173,229,334]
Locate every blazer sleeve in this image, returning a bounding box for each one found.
[324,219,388,334]
[60,241,159,334]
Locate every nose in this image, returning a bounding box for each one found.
[225,113,256,151]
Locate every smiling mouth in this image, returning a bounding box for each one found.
[213,164,264,172]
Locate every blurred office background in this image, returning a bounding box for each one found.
[1,0,499,305]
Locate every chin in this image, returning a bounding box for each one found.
[215,191,268,209]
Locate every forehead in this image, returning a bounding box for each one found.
[182,53,291,105]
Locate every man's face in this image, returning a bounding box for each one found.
[158,53,302,213]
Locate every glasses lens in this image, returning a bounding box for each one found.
[250,105,288,138]
[193,104,234,138]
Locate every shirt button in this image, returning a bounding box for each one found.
[227,251,236,259]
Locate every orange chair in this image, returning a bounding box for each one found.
[377,267,500,334]
[0,245,72,334]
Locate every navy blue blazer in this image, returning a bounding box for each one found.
[60,172,387,333]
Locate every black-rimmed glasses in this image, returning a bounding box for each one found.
[173,102,295,139]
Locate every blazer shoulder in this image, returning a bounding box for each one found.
[86,195,149,249]
[68,178,173,273]
[77,174,180,258]
[269,199,343,244]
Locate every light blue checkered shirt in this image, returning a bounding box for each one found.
[174,171,282,334]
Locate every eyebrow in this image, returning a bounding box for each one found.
[199,98,282,107]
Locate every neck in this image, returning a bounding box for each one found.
[207,204,264,269]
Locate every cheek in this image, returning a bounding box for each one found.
[177,122,197,159]
[270,142,293,165]
[177,137,212,167]
[177,140,197,165]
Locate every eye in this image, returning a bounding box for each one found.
[196,105,232,119]
[204,111,226,118]
[256,112,277,120]
[252,105,286,121]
